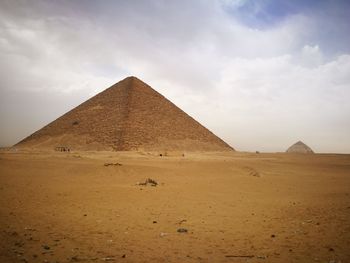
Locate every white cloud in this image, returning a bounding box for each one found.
[0,0,349,152]
[301,44,323,67]
[188,52,350,152]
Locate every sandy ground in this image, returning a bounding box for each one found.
[0,150,349,263]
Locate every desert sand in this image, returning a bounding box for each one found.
[1,150,349,263]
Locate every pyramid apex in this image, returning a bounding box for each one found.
[117,76,148,88]
[123,75,143,82]
[124,75,137,80]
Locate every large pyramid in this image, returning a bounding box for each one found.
[286,141,314,154]
[16,76,233,152]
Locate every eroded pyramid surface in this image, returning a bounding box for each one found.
[17,77,233,151]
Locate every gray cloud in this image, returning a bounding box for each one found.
[0,0,349,152]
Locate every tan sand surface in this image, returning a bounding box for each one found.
[0,150,349,262]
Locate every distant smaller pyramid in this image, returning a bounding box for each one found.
[286,141,314,154]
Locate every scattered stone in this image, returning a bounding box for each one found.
[122,254,126,258]
[245,166,260,177]
[83,214,87,217]
[153,221,157,224]
[55,146,70,152]
[70,256,82,262]
[271,234,276,238]
[32,254,38,258]
[14,241,23,247]
[42,245,50,250]
[250,171,260,177]
[257,255,267,259]
[329,247,334,252]
[177,228,188,233]
[104,163,122,167]
[160,232,168,237]
[137,178,158,187]
[101,257,116,261]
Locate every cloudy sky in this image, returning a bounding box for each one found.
[0,0,349,153]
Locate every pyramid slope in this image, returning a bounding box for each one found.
[17,76,233,151]
[286,141,314,154]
